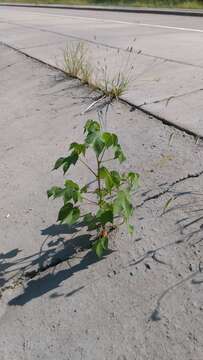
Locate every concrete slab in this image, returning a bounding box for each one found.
[0,44,203,360]
[0,6,203,136]
[142,89,203,136]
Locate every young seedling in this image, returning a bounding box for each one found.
[48,119,139,257]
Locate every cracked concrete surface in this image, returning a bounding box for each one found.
[0,6,203,136]
[138,169,203,207]
[0,44,203,359]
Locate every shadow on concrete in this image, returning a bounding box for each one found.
[0,248,23,287]
[0,223,95,293]
[162,190,203,245]
[3,222,113,306]
[8,249,108,306]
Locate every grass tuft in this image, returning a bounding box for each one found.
[62,41,131,99]
[63,42,91,82]
[97,70,129,98]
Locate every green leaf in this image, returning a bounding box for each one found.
[83,213,94,224]
[110,170,121,188]
[92,236,109,257]
[85,131,97,145]
[63,152,78,174]
[47,186,64,199]
[84,120,108,157]
[127,172,139,190]
[84,119,106,157]
[63,188,80,204]
[85,130,105,157]
[93,136,105,157]
[57,203,80,225]
[113,190,133,221]
[96,208,114,226]
[99,166,114,191]
[84,120,100,134]
[69,142,86,156]
[114,144,126,163]
[83,213,98,230]
[101,236,108,250]
[63,190,72,204]
[81,185,88,193]
[53,157,66,170]
[102,132,118,148]
[64,180,79,190]
[102,132,112,148]
[73,191,82,203]
[93,240,104,258]
[111,134,118,146]
[63,180,80,204]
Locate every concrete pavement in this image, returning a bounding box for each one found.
[0,44,203,360]
[0,6,203,136]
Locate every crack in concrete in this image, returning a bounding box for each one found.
[141,51,203,70]
[0,40,63,73]
[19,39,66,51]
[122,98,203,139]
[139,87,203,107]
[1,34,203,139]
[138,169,203,208]
[0,62,20,72]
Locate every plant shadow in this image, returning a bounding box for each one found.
[8,249,107,306]
[1,222,105,305]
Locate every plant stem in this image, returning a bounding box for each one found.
[82,196,97,205]
[101,157,115,163]
[97,156,102,206]
[79,158,97,177]
[100,148,106,163]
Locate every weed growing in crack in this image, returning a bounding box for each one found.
[63,41,92,83]
[97,69,129,98]
[62,41,132,99]
[48,119,139,257]
[94,47,135,98]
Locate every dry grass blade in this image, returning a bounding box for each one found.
[62,41,131,99]
[100,71,129,98]
[63,42,91,83]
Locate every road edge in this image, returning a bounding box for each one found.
[0,2,203,17]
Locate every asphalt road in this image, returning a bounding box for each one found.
[0,6,203,135]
